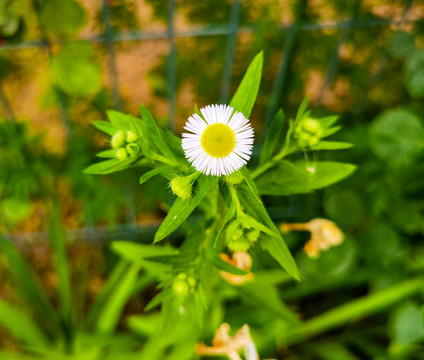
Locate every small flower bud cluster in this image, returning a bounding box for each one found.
[225,219,261,252]
[294,118,323,148]
[172,273,196,297]
[111,130,141,160]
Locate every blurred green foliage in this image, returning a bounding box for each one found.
[0,0,424,359]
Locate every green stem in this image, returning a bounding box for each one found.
[252,145,296,179]
[151,153,189,170]
[228,184,243,215]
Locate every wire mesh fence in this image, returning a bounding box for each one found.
[0,0,423,244]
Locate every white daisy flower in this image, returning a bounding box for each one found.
[182,104,254,176]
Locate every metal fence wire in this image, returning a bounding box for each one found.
[0,0,422,244]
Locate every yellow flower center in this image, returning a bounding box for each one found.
[201,123,235,158]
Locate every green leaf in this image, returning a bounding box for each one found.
[391,303,424,345]
[39,0,86,38]
[83,158,137,175]
[52,56,101,97]
[229,52,263,117]
[387,31,415,58]
[240,166,262,204]
[111,242,174,276]
[256,161,356,196]
[93,121,116,136]
[145,289,173,312]
[237,282,299,324]
[204,248,248,276]
[312,342,360,360]
[48,207,72,328]
[0,300,48,347]
[106,110,137,132]
[319,115,339,129]
[259,109,285,164]
[285,277,424,345]
[322,126,342,137]
[96,263,140,334]
[295,96,309,123]
[140,105,174,159]
[369,108,424,166]
[312,141,353,150]
[214,196,236,247]
[154,175,218,243]
[162,129,185,158]
[139,165,175,184]
[96,149,117,158]
[236,183,300,280]
[0,239,59,335]
[86,261,127,327]
[405,50,424,98]
[1,198,32,226]
[112,242,179,260]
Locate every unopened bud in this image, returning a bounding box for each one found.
[308,136,319,147]
[173,279,189,296]
[126,143,140,157]
[241,221,252,230]
[232,228,244,241]
[302,118,321,134]
[224,171,244,185]
[126,130,138,143]
[246,229,260,243]
[116,147,128,160]
[111,131,126,149]
[170,176,193,200]
[227,237,250,252]
[297,133,310,148]
[187,276,196,293]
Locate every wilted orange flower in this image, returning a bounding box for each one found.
[281,218,344,258]
[196,323,259,360]
[220,251,254,285]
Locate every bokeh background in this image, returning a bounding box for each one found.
[1,0,424,358]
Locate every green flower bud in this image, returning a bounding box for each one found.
[177,273,187,280]
[126,130,138,143]
[232,228,244,241]
[227,237,250,252]
[111,131,126,149]
[224,171,244,185]
[241,221,252,230]
[302,118,321,134]
[308,136,320,147]
[247,229,260,243]
[116,147,128,160]
[170,176,193,200]
[172,279,189,297]
[297,133,310,148]
[187,276,196,292]
[294,125,302,136]
[126,143,140,157]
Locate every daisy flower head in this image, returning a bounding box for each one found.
[182,104,254,176]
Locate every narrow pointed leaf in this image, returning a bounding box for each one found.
[204,248,248,276]
[93,120,116,136]
[236,183,300,280]
[259,109,285,164]
[140,105,174,159]
[229,52,263,117]
[0,300,48,347]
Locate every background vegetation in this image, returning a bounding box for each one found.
[0,0,424,359]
